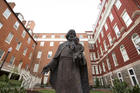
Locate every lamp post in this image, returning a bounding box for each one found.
[0,47,12,71]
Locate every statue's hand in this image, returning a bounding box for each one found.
[41,65,50,74]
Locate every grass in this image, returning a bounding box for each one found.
[39,89,110,93]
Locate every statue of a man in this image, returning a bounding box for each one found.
[42,29,89,93]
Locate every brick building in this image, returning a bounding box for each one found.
[0,0,38,88]
[31,32,94,86]
[90,0,140,87]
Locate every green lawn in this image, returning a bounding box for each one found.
[39,89,110,93]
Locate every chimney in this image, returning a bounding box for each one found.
[8,2,16,9]
[22,20,27,25]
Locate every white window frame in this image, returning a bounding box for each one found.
[106,58,111,70]
[102,62,106,72]
[131,33,140,54]
[50,42,54,46]
[104,23,108,31]
[51,35,55,38]
[120,45,129,62]
[27,38,31,44]
[92,66,95,75]
[109,12,114,22]
[40,42,45,46]
[128,68,139,86]
[101,31,104,38]
[42,35,46,38]
[100,46,103,56]
[37,51,42,58]
[48,51,52,59]
[22,30,26,38]
[0,22,3,29]
[90,53,93,61]
[13,21,19,30]
[95,65,99,75]
[121,10,132,27]
[117,72,123,82]
[23,48,28,56]
[3,8,11,19]
[33,64,39,72]
[5,32,14,44]
[112,52,118,66]
[103,40,107,51]
[16,42,22,51]
[113,24,120,38]
[108,33,113,46]
[99,65,102,74]
[9,56,15,65]
[29,52,32,60]
[0,49,5,61]
[115,0,122,10]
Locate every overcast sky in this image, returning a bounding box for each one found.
[7,0,101,33]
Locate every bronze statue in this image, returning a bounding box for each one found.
[42,29,89,93]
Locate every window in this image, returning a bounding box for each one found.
[100,46,103,56]
[50,42,54,46]
[106,58,111,70]
[29,52,32,60]
[5,32,14,44]
[51,35,55,38]
[32,44,35,49]
[109,13,114,22]
[128,68,139,86]
[60,35,64,38]
[115,0,122,10]
[114,24,120,38]
[0,49,5,60]
[98,37,100,43]
[120,45,129,62]
[132,33,140,54]
[112,52,118,66]
[13,21,19,30]
[33,64,39,72]
[37,51,42,58]
[18,62,23,71]
[59,42,64,44]
[95,65,99,75]
[79,35,83,39]
[98,66,101,74]
[102,62,106,72]
[0,22,3,29]
[3,8,11,19]
[23,48,28,56]
[92,66,95,75]
[42,35,46,38]
[22,30,26,38]
[122,11,132,27]
[16,42,22,51]
[93,52,96,61]
[48,51,52,59]
[90,53,93,61]
[80,42,84,46]
[103,40,107,51]
[101,31,104,38]
[25,64,29,70]
[108,34,113,46]
[40,42,45,46]
[117,72,123,82]
[9,56,15,65]
[27,38,31,44]
[104,23,108,31]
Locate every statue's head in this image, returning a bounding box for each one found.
[66,29,76,41]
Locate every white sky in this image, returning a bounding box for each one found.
[7,0,101,33]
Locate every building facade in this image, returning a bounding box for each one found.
[90,0,140,87]
[31,32,93,86]
[0,0,38,88]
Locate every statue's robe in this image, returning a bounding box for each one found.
[45,41,89,93]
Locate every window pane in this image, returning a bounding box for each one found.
[0,49,5,60]
[5,32,14,44]
[9,56,15,65]
[3,8,11,19]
